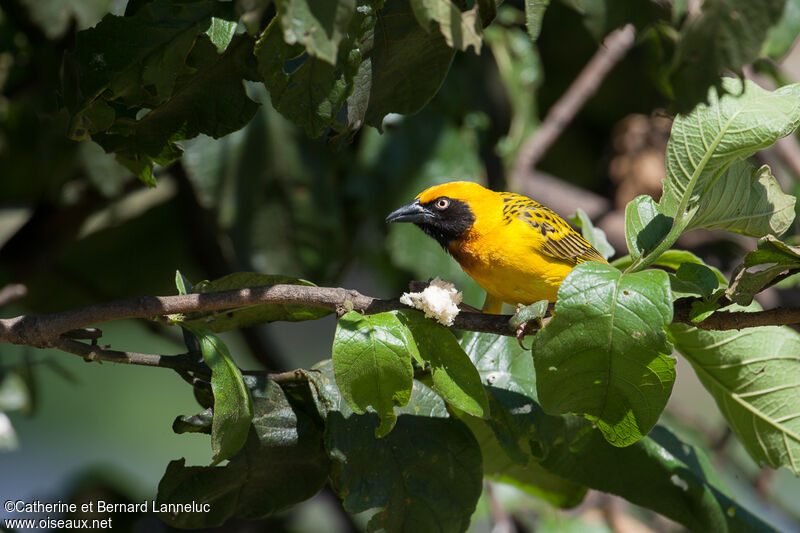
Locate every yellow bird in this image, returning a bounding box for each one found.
[386,181,608,314]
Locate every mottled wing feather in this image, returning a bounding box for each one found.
[500,192,606,265]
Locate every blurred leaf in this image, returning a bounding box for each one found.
[524,0,550,41]
[332,311,415,437]
[255,15,361,137]
[624,194,672,262]
[533,262,675,446]
[727,235,800,305]
[19,0,116,39]
[181,273,332,332]
[670,315,800,475]
[0,412,18,451]
[309,362,483,533]
[158,377,329,527]
[396,310,490,418]
[560,0,669,40]
[569,207,614,259]
[670,0,786,113]
[762,0,800,60]
[410,0,483,52]
[185,327,254,465]
[0,371,30,412]
[276,0,356,64]
[484,19,542,165]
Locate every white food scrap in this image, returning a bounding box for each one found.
[400,277,462,326]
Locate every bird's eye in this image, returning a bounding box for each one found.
[435,198,450,210]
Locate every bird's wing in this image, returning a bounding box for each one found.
[499,193,607,265]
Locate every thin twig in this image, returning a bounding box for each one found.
[512,24,636,183]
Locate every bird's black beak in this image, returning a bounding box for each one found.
[385,199,429,224]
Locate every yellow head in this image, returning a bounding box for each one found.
[385,181,497,249]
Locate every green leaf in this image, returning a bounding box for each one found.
[624,194,672,261]
[533,262,675,446]
[276,0,356,64]
[682,162,796,236]
[255,15,361,138]
[460,413,587,508]
[460,330,537,400]
[332,311,415,437]
[524,0,550,41]
[670,314,800,475]
[173,408,213,434]
[396,310,490,418]
[763,0,800,60]
[727,235,800,305]
[670,0,786,113]
[180,272,332,332]
[410,0,483,52]
[688,300,721,322]
[205,16,238,52]
[457,332,777,530]
[0,371,30,413]
[186,327,254,465]
[569,207,614,259]
[673,262,720,299]
[174,269,194,295]
[309,362,483,533]
[341,0,457,134]
[660,79,800,239]
[538,421,779,532]
[158,377,329,527]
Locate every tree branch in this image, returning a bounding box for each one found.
[512,24,636,182]
[2,283,799,374]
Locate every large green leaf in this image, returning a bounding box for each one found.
[458,331,588,507]
[538,420,778,532]
[276,0,356,64]
[682,162,796,235]
[180,272,332,332]
[157,377,329,527]
[670,0,786,113]
[633,78,800,269]
[396,310,489,418]
[533,262,675,446]
[309,361,483,533]
[332,311,415,437]
[457,332,776,531]
[660,79,800,228]
[669,316,800,475]
[186,327,254,465]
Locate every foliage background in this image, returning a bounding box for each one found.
[2,0,800,531]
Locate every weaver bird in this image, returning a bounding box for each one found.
[386,181,608,314]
